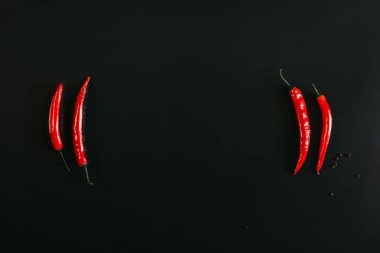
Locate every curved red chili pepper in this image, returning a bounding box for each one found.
[73,76,93,185]
[280,69,311,175]
[312,83,332,175]
[49,83,71,172]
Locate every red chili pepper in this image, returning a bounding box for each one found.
[312,83,332,175]
[280,69,311,175]
[73,76,93,185]
[49,83,71,172]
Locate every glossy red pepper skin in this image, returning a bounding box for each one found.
[73,76,90,167]
[49,83,71,172]
[315,94,332,174]
[49,83,64,151]
[289,87,311,175]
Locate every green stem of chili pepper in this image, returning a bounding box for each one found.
[312,83,321,97]
[83,164,94,186]
[59,151,71,172]
[280,69,293,90]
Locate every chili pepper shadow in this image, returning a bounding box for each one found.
[61,78,90,186]
[79,83,103,187]
[305,91,321,174]
[66,76,104,187]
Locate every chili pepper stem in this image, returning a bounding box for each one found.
[280,69,293,90]
[83,164,94,186]
[312,83,322,97]
[58,150,71,172]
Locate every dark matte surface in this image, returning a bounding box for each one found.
[1,0,379,252]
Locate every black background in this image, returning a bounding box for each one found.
[1,0,380,252]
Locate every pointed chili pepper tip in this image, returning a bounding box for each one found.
[279,69,293,90]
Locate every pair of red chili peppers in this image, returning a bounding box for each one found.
[48,76,93,185]
[280,69,332,175]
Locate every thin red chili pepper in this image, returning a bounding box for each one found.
[73,76,93,185]
[312,83,332,175]
[49,83,71,172]
[280,69,311,175]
